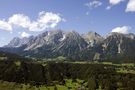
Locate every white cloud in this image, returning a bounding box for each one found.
[21,32,30,37]
[110,0,124,5]
[8,14,31,28]
[111,26,130,34]
[126,0,135,12]
[0,11,64,32]
[0,20,12,31]
[107,0,124,10]
[85,0,102,9]
[29,12,64,31]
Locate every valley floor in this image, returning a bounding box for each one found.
[0,60,135,90]
[0,79,88,90]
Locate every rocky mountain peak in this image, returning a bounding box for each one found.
[82,31,104,46]
[127,33,135,39]
[4,37,21,48]
[4,36,33,48]
[2,30,135,61]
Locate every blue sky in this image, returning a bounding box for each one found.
[0,0,135,46]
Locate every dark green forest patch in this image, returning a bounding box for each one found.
[0,60,135,90]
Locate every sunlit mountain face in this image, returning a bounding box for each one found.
[0,30,134,62]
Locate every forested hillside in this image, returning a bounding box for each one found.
[0,58,135,90]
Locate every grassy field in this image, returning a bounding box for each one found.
[0,79,88,90]
[70,61,135,74]
[0,79,129,90]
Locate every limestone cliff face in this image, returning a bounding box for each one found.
[2,30,135,61]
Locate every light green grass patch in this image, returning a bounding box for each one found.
[14,61,21,67]
[47,86,55,90]
[56,85,68,90]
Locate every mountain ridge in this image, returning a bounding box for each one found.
[1,30,135,62]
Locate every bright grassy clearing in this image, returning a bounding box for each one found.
[14,61,21,67]
[56,85,68,90]
[116,69,135,74]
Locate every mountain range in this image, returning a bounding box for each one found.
[1,30,135,62]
